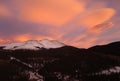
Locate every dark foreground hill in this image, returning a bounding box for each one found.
[88,41,120,56]
[0,41,120,81]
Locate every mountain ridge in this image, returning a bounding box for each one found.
[0,40,120,81]
[0,39,65,50]
[88,41,120,56]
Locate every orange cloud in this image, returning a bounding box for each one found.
[0,39,4,44]
[14,34,31,42]
[69,37,98,48]
[61,8,116,35]
[34,36,53,40]
[13,34,55,42]
[0,5,11,17]
[61,33,98,48]
[0,38,10,44]
[16,0,84,26]
[89,22,114,34]
[80,8,115,27]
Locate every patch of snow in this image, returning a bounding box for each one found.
[15,40,43,50]
[39,39,65,49]
[10,56,33,68]
[93,66,120,75]
[3,42,24,50]
[28,71,43,81]
[54,72,70,80]
[54,72,62,79]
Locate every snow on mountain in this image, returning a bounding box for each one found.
[0,39,65,50]
[10,56,43,81]
[28,71,43,81]
[0,42,25,50]
[39,39,65,49]
[92,66,120,75]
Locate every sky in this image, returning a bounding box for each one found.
[0,0,120,48]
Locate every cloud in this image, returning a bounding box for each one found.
[80,8,115,27]
[59,7,116,47]
[13,34,31,42]
[89,22,114,33]
[61,8,116,35]
[65,35,98,48]
[14,34,50,42]
[16,0,85,26]
[0,39,4,44]
[0,0,119,48]
[13,34,54,42]
[0,18,55,37]
[0,5,11,17]
[0,35,10,44]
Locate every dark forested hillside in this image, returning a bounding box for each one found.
[0,43,120,81]
[88,41,120,56]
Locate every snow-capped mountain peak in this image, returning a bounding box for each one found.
[0,39,65,50]
[39,39,65,49]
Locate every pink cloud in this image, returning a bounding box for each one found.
[0,5,11,17]
[15,0,85,26]
[89,22,114,34]
[80,8,115,27]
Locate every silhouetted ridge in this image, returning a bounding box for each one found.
[89,41,120,56]
[0,41,120,81]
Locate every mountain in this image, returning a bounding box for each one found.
[0,40,120,81]
[88,41,120,56]
[0,39,65,50]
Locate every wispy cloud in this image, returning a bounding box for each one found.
[89,22,114,34]
[16,0,85,26]
[0,4,11,17]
